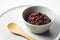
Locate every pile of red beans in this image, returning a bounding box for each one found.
[27,12,51,25]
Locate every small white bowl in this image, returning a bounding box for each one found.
[22,6,55,33]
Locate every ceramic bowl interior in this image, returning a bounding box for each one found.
[22,6,54,26]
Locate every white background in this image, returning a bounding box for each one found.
[0,0,60,40]
[0,0,60,16]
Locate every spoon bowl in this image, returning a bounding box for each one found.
[8,23,35,40]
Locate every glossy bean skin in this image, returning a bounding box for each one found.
[27,12,51,25]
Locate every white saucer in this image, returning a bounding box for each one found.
[0,5,60,40]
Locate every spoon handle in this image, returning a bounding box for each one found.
[21,33,35,40]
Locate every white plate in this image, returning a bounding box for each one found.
[0,5,60,40]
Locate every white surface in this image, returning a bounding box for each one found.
[0,0,60,16]
[0,0,60,40]
[55,33,60,40]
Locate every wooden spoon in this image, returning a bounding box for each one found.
[8,23,35,40]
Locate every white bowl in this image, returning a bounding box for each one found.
[22,6,55,33]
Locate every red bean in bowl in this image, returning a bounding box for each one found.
[27,12,51,25]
